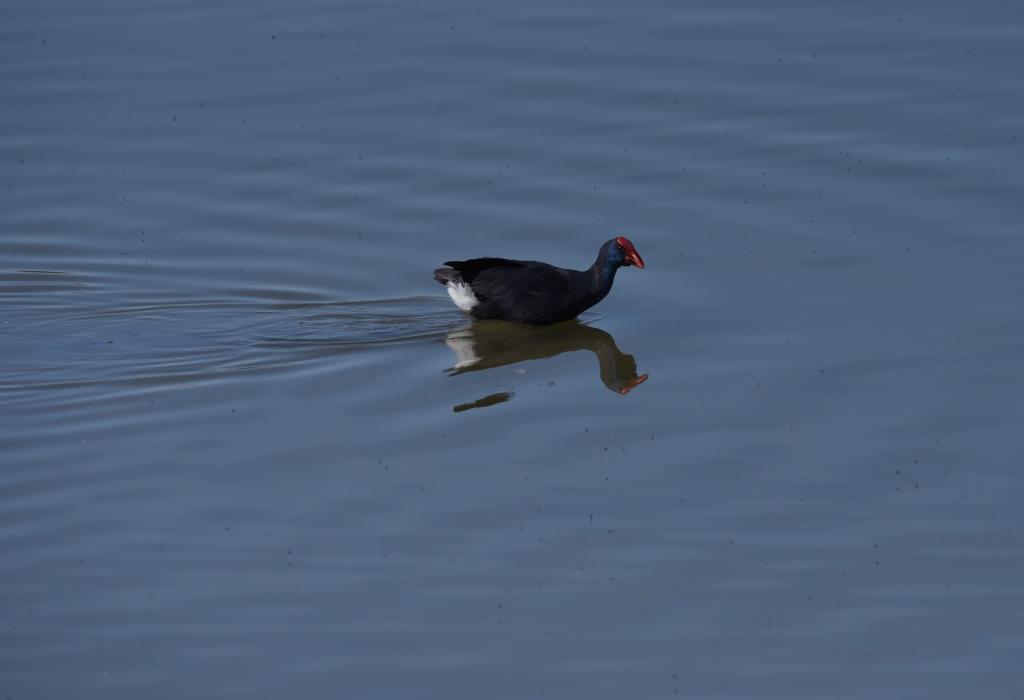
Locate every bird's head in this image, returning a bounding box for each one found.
[607,236,645,269]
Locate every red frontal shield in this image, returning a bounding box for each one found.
[615,236,645,269]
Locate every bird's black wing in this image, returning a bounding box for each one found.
[441,257,585,323]
[466,262,580,324]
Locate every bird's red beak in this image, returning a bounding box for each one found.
[619,373,649,395]
[616,236,645,269]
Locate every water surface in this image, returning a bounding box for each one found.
[3,0,1024,698]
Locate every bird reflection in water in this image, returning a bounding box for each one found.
[445,320,648,412]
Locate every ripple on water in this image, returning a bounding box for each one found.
[0,294,464,400]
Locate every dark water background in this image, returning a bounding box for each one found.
[3,0,1024,697]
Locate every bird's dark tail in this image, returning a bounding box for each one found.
[433,267,461,285]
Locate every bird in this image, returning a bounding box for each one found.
[434,237,644,325]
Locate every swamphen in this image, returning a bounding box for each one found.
[434,237,645,325]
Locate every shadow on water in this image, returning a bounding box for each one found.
[444,319,648,412]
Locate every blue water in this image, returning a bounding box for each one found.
[3,1,1024,697]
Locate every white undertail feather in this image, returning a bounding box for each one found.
[446,281,479,312]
